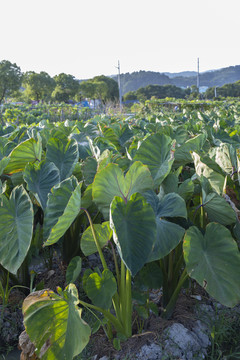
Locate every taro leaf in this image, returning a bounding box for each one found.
[174,133,207,167]
[46,137,78,181]
[23,161,60,210]
[110,193,156,277]
[183,223,240,307]
[81,184,93,210]
[23,284,91,360]
[0,157,10,176]
[4,137,42,174]
[135,262,163,290]
[82,157,98,186]
[133,133,175,187]
[209,143,235,175]
[0,180,7,195]
[233,221,240,242]
[70,133,91,160]
[66,256,82,285]
[203,193,236,225]
[162,173,178,194]
[85,269,117,309]
[192,152,225,194]
[0,185,33,274]
[144,191,187,262]
[174,126,188,145]
[102,128,119,149]
[93,161,153,219]
[178,178,194,201]
[81,222,112,256]
[117,124,133,147]
[43,176,81,246]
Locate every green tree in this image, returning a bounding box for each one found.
[52,73,79,103]
[92,75,119,103]
[78,76,119,105]
[0,60,22,104]
[23,71,55,102]
[79,80,95,100]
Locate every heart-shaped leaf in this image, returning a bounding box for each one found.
[85,269,117,309]
[0,185,33,274]
[174,133,207,167]
[4,137,42,174]
[23,284,91,360]
[46,137,78,181]
[43,176,81,246]
[133,133,175,187]
[93,161,153,219]
[24,161,60,210]
[183,223,240,307]
[81,222,112,256]
[110,193,156,277]
[145,191,187,261]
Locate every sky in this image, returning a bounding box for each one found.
[1,0,239,79]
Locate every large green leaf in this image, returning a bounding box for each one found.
[133,133,175,187]
[144,191,187,261]
[23,161,60,210]
[93,161,153,219]
[0,157,10,176]
[4,137,42,174]
[174,133,207,167]
[178,178,194,201]
[81,222,112,256]
[23,284,91,360]
[43,176,81,246]
[66,256,82,285]
[183,223,240,307]
[0,185,33,274]
[70,133,91,160]
[110,193,156,277]
[85,269,117,309]
[82,157,98,186]
[203,192,236,225]
[192,152,225,194]
[46,137,79,181]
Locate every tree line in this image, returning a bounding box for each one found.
[0,60,119,105]
[2,59,240,106]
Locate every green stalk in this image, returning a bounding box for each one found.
[167,251,173,283]
[82,208,108,270]
[125,268,132,337]
[159,258,169,307]
[162,268,188,319]
[200,194,205,229]
[110,242,120,290]
[120,260,126,322]
[78,299,125,335]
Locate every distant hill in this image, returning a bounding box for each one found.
[163,71,197,78]
[111,65,240,94]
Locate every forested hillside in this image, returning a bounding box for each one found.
[113,65,240,94]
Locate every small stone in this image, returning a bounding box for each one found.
[99,356,109,360]
[46,270,55,279]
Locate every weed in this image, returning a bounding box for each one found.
[207,306,240,359]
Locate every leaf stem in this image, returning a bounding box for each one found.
[162,267,188,319]
[81,208,108,270]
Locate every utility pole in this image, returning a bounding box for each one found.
[116,60,122,112]
[197,57,200,92]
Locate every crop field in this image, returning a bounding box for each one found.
[1,99,240,359]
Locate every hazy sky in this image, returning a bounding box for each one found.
[1,0,239,79]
